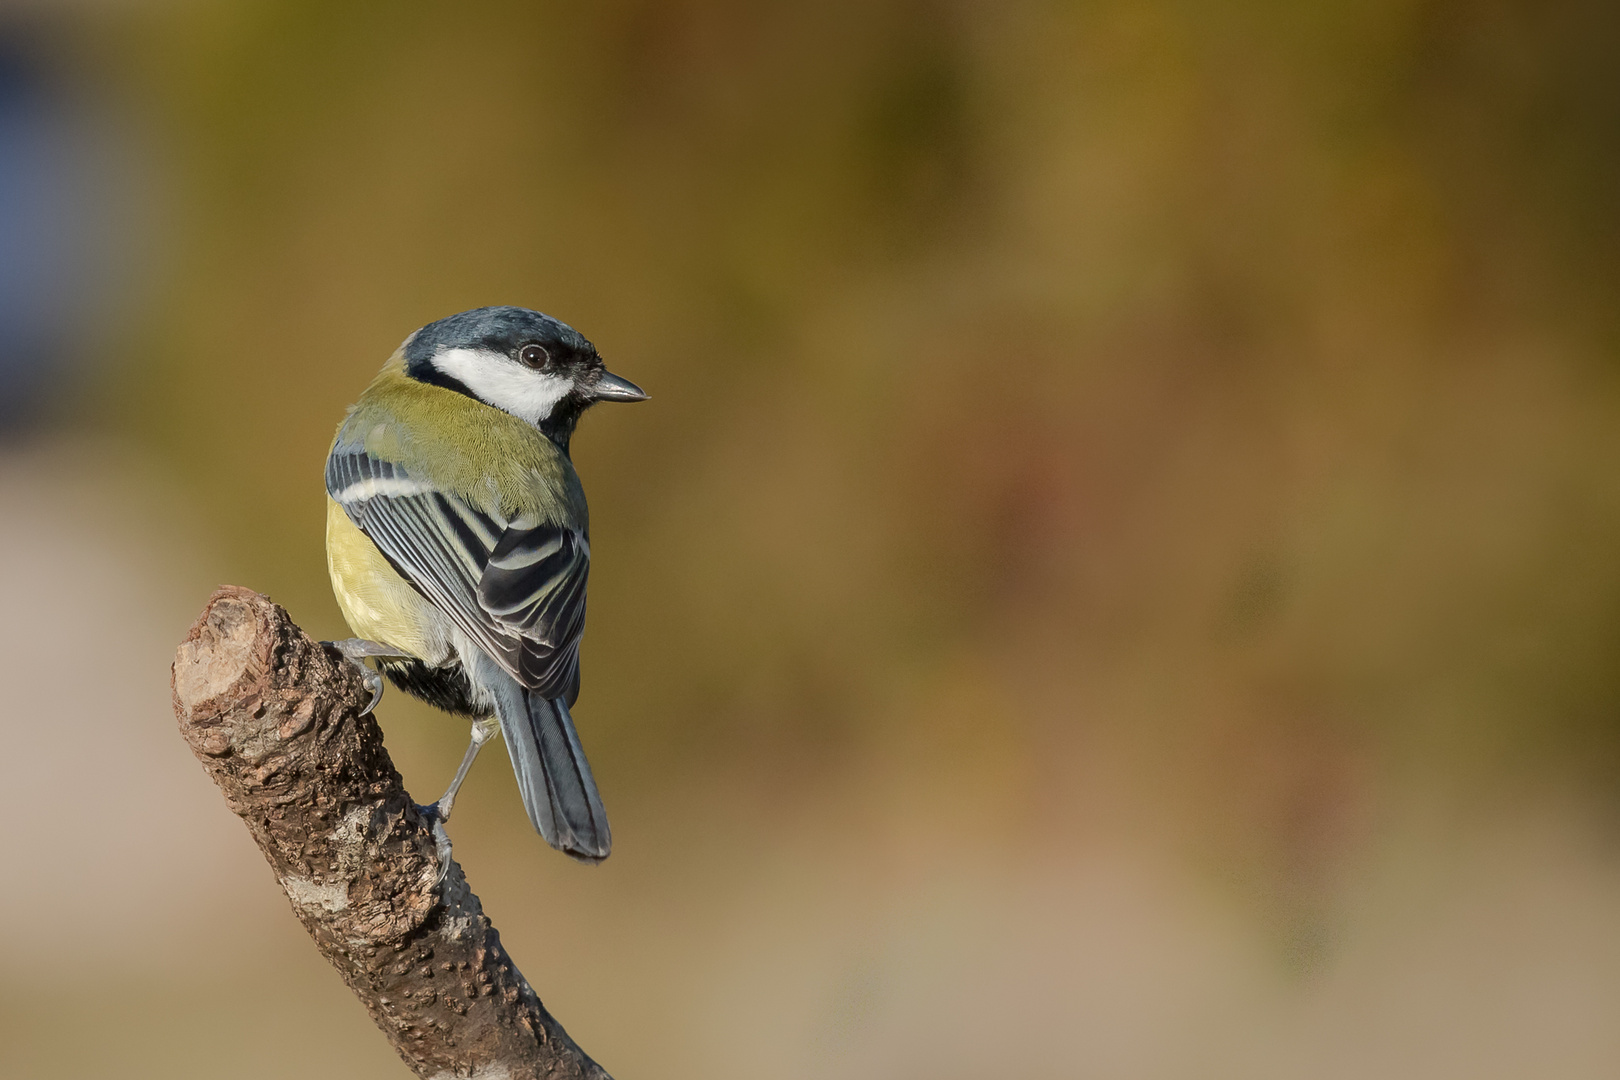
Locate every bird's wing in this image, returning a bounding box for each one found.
[479,522,588,702]
[326,442,587,701]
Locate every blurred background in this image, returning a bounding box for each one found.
[3,0,1620,1076]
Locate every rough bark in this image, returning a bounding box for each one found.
[172,586,611,1080]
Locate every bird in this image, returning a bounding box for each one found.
[323,305,647,864]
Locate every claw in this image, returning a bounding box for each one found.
[322,638,412,716]
[361,669,384,716]
[416,802,455,885]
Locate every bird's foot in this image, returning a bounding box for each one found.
[321,638,411,715]
[415,801,456,886]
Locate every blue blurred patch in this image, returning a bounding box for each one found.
[0,36,133,429]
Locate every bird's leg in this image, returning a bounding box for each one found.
[416,717,501,885]
[320,638,412,715]
[437,716,502,823]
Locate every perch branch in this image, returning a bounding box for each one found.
[172,586,611,1080]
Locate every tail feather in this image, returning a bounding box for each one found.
[483,662,611,861]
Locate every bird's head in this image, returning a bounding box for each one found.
[402,306,647,448]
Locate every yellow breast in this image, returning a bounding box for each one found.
[325,496,451,663]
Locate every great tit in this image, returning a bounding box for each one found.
[324,306,646,863]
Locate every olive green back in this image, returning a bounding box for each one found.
[333,351,589,530]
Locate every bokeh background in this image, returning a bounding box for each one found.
[3,1,1620,1076]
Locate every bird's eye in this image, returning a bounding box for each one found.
[518,344,550,369]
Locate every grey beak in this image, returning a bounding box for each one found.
[592,370,649,402]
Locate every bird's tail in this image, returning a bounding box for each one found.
[485,665,611,862]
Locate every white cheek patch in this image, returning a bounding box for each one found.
[431,346,574,425]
